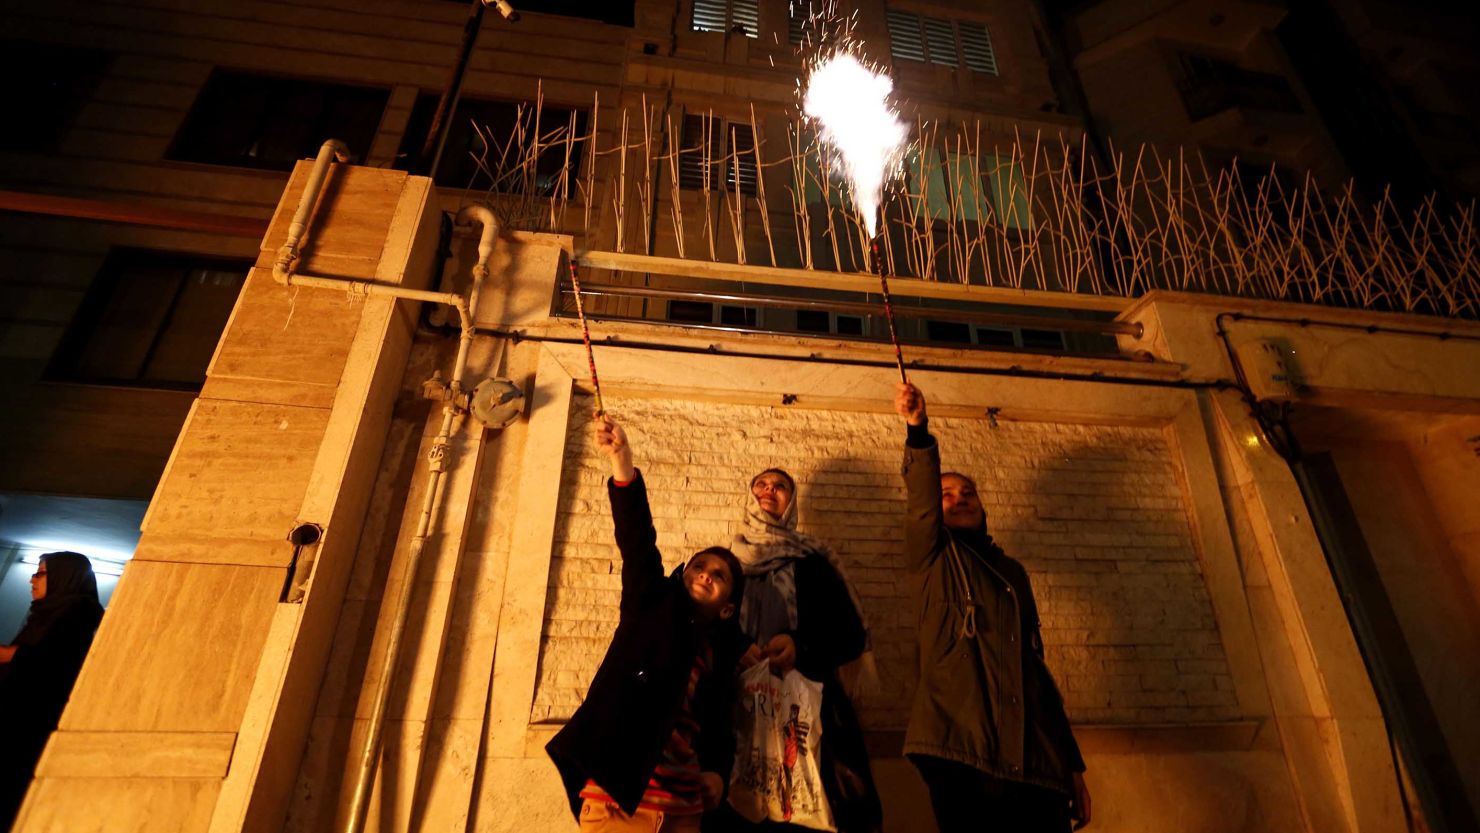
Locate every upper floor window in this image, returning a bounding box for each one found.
[909,148,1030,229]
[1172,53,1302,122]
[924,321,1065,350]
[796,309,866,336]
[1,41,111,154]
[48,249,250,389]
[692,0,760,37]
[396,94,590,193]
[886,9,998,75]
[678,115,759,196]
[168,70,388,170]
[666,300,760,328]
[788,1,815,45]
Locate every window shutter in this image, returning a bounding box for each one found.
[731,0,760,37]
[788,0,810,44]
[921,16,958,67]
[691,0,728,33]
[960,22,999,75]
[678,114,717,190]
[886,9,926,63]
[727,123,759,196]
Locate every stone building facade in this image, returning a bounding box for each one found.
[2,1,1479,832]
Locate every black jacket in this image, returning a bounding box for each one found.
[789,555,884,833]
[784,554,867,682]
[546,470,749,819]
[902,424,1085,795]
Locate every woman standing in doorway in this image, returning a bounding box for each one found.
[0,552,104,827]
[714,469,883,833]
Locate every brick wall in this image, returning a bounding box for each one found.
[531,394,1239,729]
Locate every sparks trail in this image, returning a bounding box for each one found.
[800,8,912,380]
[871,238,908,383]
[566,256,605,415]
[801,52,909,237]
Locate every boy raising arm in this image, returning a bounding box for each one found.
[546,415,750,832]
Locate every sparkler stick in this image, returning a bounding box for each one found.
[566,255,605,415]
[870,237,908,383]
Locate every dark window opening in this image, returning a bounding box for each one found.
[835,315,865,336]
[926,320,972,343]
[397,94,589,192]
[1019,328,1066,350]
[1,41,111,155]
[169,71,388,171]
[667,300,714,323]
[976,327,1016,347]
[719,305,758,326]
[48,249,250,389]
[796,309,830,332]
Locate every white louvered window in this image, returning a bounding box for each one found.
[959,22,998,75]
[678,114,759,196]
[692,0,760,37]
[788,0,812,45]
[921,16,958,67]
[885,9,926,63]
[885,8,1000,76]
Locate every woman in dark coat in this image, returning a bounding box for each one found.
[0,552,104,828]
[712,469,883,833]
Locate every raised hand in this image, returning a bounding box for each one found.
[895,382,926,426]
[594,414,635,482]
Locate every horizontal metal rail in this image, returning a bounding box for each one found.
[557,282,1143,338]
[480,328,1220,388]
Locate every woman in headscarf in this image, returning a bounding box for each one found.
[716,469,883,833]
[0,551,105,827]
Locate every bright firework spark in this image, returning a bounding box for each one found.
[802,51,909,238]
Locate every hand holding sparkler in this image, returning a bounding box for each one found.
[593,413,634,483]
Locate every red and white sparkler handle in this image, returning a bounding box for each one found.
[566,256,606,416]
[870,239,908,383]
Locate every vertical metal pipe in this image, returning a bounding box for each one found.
[340,208,498,833]
[414,0,487,177]
[273,140,350,282]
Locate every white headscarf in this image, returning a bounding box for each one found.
[731,470,877,696]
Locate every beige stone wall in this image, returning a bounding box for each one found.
[1291,411,1480,819]
[534,394,1238,729]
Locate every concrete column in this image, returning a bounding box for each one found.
[16,164,442,833]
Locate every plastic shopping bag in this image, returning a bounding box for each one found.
[727,661,836,831]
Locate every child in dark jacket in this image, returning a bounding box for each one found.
[546,415,750,832]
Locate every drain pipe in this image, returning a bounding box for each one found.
[271,140,476,334]
[274,139,349,278]
[268,144,501,830]
[339,206,497,833]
